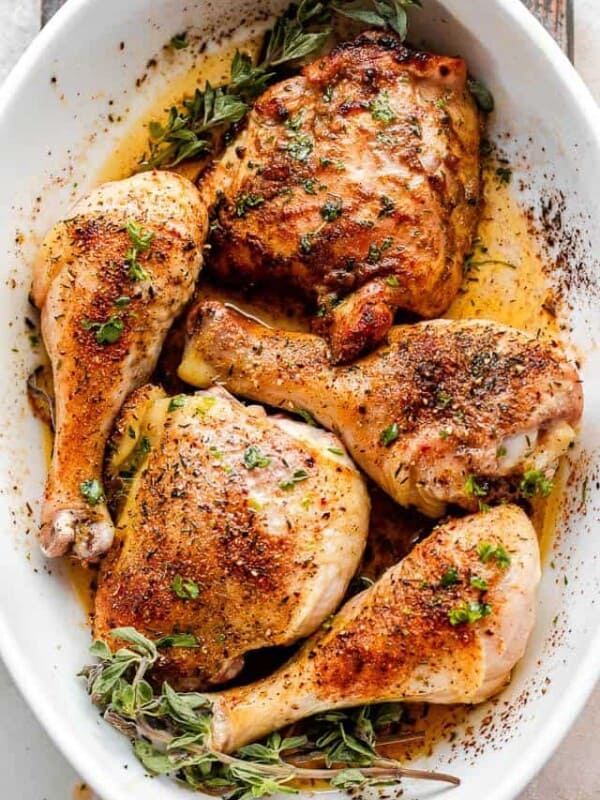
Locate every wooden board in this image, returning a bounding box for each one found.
[41,0,573,56]
[524,0,573,57]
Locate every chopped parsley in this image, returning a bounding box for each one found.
[80,478,105,506]
[82,315,124,345]
[126,221,154,251]
[280,469,309,490]
[302,178,318,195]
[285,133,313,162]
[448,601,492,627]
[125,221,154,282]
[168,395,186,412]
[378,195,396,217]
[115,295,131,308]
[369,90,396,124]
[170,32,189,50]
[380,423,400,447]
[477,541,511,568]
[386,275,399,287]
[366,237,393,264]
[243,446,271,470]
[234,192,265,218]
[299,234,313,254]
[440,566,459,587]
[464,474,488,497]
[172,575,200,600]
[294,407,318,426]
[320,197,343,222]
[519,469,554,498]
[327,447,344,456]
[470,575,488,591]
[496,166,512,185]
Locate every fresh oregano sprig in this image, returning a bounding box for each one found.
[331,0,422,40]
[81,627,459,797]
[141,0,425,170]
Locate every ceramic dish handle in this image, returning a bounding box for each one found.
[41,0,573,57]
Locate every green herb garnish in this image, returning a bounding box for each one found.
[380,423,400,447]
[448,601,492,626]
[477,541,511,568]
[243,446,271,470]
[235,192,265,218]
[170,32,189,50]
[464,474,488,497]
[519,469,554,498]
[368,90,396,124]
[378,195,396,217]
[331,0,421,40]
[80,478,105,506]
[82,315,124,345]
[280,469,309,490]
[168,395,186,412]
[172,575,200,600]
[126,221,154,251]
[142,0,422,170]
[82,626,456,796]
[440,566,459,587]
[467,78,495,112]
[496,166,512,185]
[321,197,343,222]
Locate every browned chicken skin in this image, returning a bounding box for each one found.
[204,505,541,752]
[180,301,583,516]
[32,171,208,560]
[95,385,369,690]
[206,31,482,362]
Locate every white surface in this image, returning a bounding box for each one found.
[0,1,597,800]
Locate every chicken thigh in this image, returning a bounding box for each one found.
[94,385,369,690]
[180,301,582,516]
[32,171,208,560]
[205,31,482,363]
[202,504,540,752]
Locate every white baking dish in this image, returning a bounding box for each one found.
[0,1,597,799]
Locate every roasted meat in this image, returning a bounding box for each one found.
[205,31,482,362]
[202,504,540,752]
[94,385,369,690]
[180,301,582,516]
[32,171,208,560]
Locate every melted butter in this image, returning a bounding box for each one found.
[72,783,95,800]
[64,559,96,617]
[96,34,263,185]
[447,170,559,338]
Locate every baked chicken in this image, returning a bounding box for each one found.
[94,385,369,690]
[180,301,583,516]
[202,504,540,752]
[205,31,482,363]
[32,171,208,560]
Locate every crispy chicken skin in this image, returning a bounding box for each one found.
[203,505,540,753]
[205,31,482,363]
[32,171,208,560]
[180,302,583,516]
[94,386,369,690]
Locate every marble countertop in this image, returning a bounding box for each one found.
[0,1,597,798]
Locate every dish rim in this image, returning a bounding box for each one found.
[0,1,599,799]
